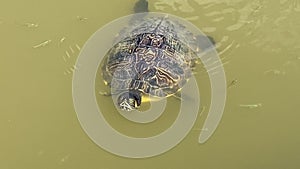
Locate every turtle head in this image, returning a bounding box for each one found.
[117,91,142,111]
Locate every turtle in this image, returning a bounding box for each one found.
[101,13,214,111]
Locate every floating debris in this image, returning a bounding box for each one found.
[63,62,79,75]
[218,40,235,56]
[75,44,81,51]
[64,69,72,75]
[77,16,88,21]
[100,90,119,96]
[63,65,78,75]
[32,40,51,48]
[65,51,70,58]
[60,37,66,43]
[24,22,39,28]
[60,154,70,163]
[70,67,75,72]
[69,46,75,53]
[72,64,79,70]
[252,3,263,13]
[227,79,238,88]
[264,69,286,76]
[239,103,262,109]
[70,67,75,73]
[62,55,67,62]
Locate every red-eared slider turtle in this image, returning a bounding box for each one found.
[101,14,214,111]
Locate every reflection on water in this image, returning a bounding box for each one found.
[1,0,300,168]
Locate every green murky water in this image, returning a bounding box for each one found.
[1,0,300,168]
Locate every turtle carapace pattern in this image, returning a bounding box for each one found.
[101,16,203,111]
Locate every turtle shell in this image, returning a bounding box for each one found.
[101,16,199,97]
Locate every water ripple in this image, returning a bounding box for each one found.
[154,0,300,58]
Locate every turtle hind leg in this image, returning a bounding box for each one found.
[133,0,148,13]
